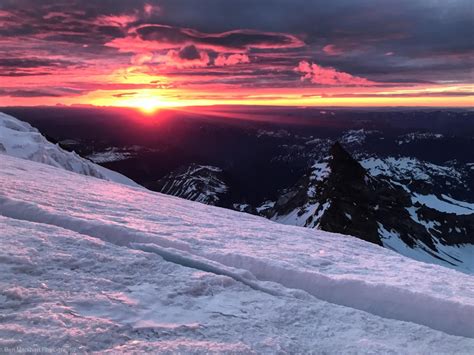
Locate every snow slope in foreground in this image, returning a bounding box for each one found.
[1,154,474,353]
[0,112,139,187]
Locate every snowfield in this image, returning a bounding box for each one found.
[1,154,474,353]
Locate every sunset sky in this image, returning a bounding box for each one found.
[0,0,473,109]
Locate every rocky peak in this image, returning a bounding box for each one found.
[266,142,474,270]
[326,141,368,186]
[318,143,386,245]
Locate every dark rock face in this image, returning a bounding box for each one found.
[267,142,474,261]
[415,204,474,246]
[148,164,231,207]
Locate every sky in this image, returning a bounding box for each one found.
[0,0,473,109]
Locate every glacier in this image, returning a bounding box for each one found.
[1,153,474,352]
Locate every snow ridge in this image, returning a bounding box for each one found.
[0,177,473,338]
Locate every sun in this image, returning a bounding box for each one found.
[133,97,161,114]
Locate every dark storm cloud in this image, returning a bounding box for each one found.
[150,0,473,82]
[177,45,201,60]
[154,0,473,54]
[1,0,472,56]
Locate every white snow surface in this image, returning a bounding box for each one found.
[1,155,474,352]
[412,193,474,215]
[361,156,464,184]
[0,112,139,187]
[310,161,331,183]
[361,156,474,215]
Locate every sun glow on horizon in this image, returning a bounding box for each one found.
[90,93,181,113]
[133,97,161,113]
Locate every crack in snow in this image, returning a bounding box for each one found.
[1,194,473,338]
[131,243,282,297]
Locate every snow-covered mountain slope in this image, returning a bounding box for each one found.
[0,112,139,187]
[266,143,474,273]
[151,164,229,206]
[1,154,474,352]
[361,156,472,201]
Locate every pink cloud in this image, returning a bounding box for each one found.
[296,61,375,86]
[322,44,344,56]
[215,53,250,66]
